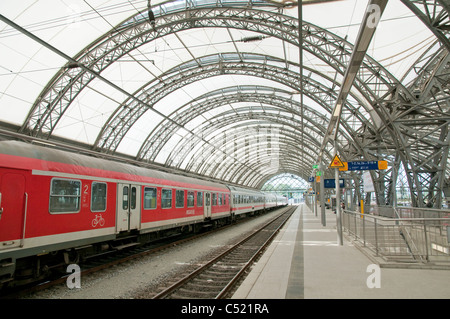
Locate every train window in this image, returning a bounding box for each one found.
[224,194,227,206]
[122,186,129,210]
[91,182,107,212]
[212,193,217,206]
[49,178,81,214]
[144,187,157,209]
[130,187,137,210]
[187,191,194,207]
[218,193,222,205]
[162,189,172,209]
[176,190,184,208]
[197,191,203,207]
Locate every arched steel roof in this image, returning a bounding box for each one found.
[0,0,448,207]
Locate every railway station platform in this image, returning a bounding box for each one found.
[232,204,450,299]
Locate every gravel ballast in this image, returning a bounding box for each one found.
[24,210,282,299]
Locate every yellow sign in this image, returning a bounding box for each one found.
[329,154,345,168]
[339,162,348,171]
[378,160,388,170]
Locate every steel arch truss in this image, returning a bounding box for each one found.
[126,52,373,185]
[400,0,450,51]
[22,3,401,143]
[158,96,331,185]
[20,0,449,207]
[369,35,450,207]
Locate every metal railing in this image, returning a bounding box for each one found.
[368,205,450,220]
[342,207,450,264]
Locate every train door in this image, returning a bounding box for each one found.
[0,172,26,249]
[117,183,141,232]
[204,192,211,219]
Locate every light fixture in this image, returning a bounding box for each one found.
[148,0,155,25]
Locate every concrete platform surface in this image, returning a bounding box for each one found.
[232,204,450,299]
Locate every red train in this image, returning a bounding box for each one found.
[0,141,287,288]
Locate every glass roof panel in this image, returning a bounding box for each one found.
[261,173,310,191]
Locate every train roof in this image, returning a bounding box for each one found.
[0,140,228,191]
[227,185,264,195]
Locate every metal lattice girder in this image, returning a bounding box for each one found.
[17,0,448,204]
[400,0,450,52]
[137,53,373,157]
[372,44,450,207]
[139,85,331,162]
[403,41,448,94]
[392,1,450,207]
[257,172,310,190]
[173,118,317,177]
[200,134,311,187]
[330,1,449,208]
[130,57,378,186]
[23,2,402,145]
[94,12,405,153]
[166,108,323,169]
[136,86,307,162]
[170,112,323,183]
[392,100,449,207]
[21,0,410,190]
[189,124,318,178]
[104,51,375,175]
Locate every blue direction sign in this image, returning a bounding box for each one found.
[324,179,345,189]
[346,160,387,171]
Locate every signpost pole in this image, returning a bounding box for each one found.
[329,150,348,245]
[332,142,343,246]
[320,162,325,226]
[312,175,316,216]
[335,162,343,245]
[314,178,318,217]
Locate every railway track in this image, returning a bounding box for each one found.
[1,207,288,299]
[152,206,296,299]
[1,233,196,299]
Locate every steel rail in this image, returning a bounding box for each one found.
[152,206,296,299]
[0,214,247,299]
[215,207,296,299]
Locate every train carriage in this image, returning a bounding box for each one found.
[229,186,265,216]
[0,140,287,288]
[263,192,277,210]
[0,141,230,286]
[276,195,288,206]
